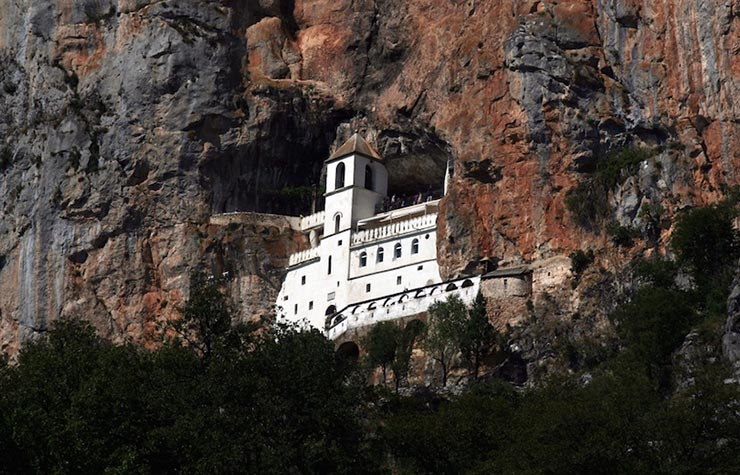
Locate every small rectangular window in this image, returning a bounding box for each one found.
[366,283,371,292]
[294,304,298,315]
[397,276,402,285]
[309,301,314,310]
[338,240,342,246]
[301,275,306,285]
[327,292,335,301]
[283,295,289,301]
[417,265,424,270]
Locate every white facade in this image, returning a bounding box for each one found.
[275,135,460,338]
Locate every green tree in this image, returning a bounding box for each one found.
[242,323,379,473]
[382,385,516,474]
[651,362,740,474]
[173,271,252,363]
[390,320,425,393]
[0,319,155,474]
[671,203,739,317]
[0,353,25,475]
[423,295,468,387]
[671,203,738,282]
[364,321,401,385]
[460,292,498,380]
[494,362,661,475]
[610,286,695,387]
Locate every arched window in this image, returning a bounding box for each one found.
[411,238,419,254]
[334,214,341,234]
[377,247,384,263]
[327,255,332,275]
[364,164,373,191]
[394,243,402,259]
[359,251,367,267]
[334,162,345,189]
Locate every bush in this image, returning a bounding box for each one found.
[569,249,594,276]
[597,147,653,190]
[566,180,608,229]
[671,203,738,280]
[610,286,695,386]
[567,146,654,229]
[633,257,679,289]
[607,222,640,247]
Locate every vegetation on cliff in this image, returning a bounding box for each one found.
[0,314,738,474]
[3,196,740,475]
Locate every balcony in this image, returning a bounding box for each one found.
[299,211,325,231]
[288,247,320,267]
[351,213,437,246]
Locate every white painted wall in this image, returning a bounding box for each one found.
[276,150,452,336]
[277,220,444,331]
[327,276,481,340]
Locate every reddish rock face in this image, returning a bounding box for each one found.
[0,0,738,350]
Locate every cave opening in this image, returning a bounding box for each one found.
[377,130,453,205]
[204,90,351,216]
[204,117,453,217]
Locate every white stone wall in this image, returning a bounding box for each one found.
[327,276,481,340]
[276,150,448,335]
[277,224,444,331]
[349,228,437,279]
[275,259,323,328]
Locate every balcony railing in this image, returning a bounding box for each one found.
[299,211,325,231]
[376,189,444,214]
[351,213,437,246]
[288,247,320,267]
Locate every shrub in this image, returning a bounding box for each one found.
[610,286,695,386]
[597,147,653,190]
[671,203,738,280]
[606,222,640,247]
[567,146,655,229]
[566,181,608,229]
[569,249,594,276]
[632,257,678,289]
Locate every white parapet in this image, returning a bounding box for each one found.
[326,275,480,340]
[299,211,325,231]
[351,213,437,246]
[209,211,301,229]
[288,246,320,267]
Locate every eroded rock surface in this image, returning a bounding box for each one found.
[0,0,738,352]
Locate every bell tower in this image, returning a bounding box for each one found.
[318,134,388,315]
[323,133,388,237]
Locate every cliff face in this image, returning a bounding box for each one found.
[0,0,738,351]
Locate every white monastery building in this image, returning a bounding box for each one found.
[276,134,482,339]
